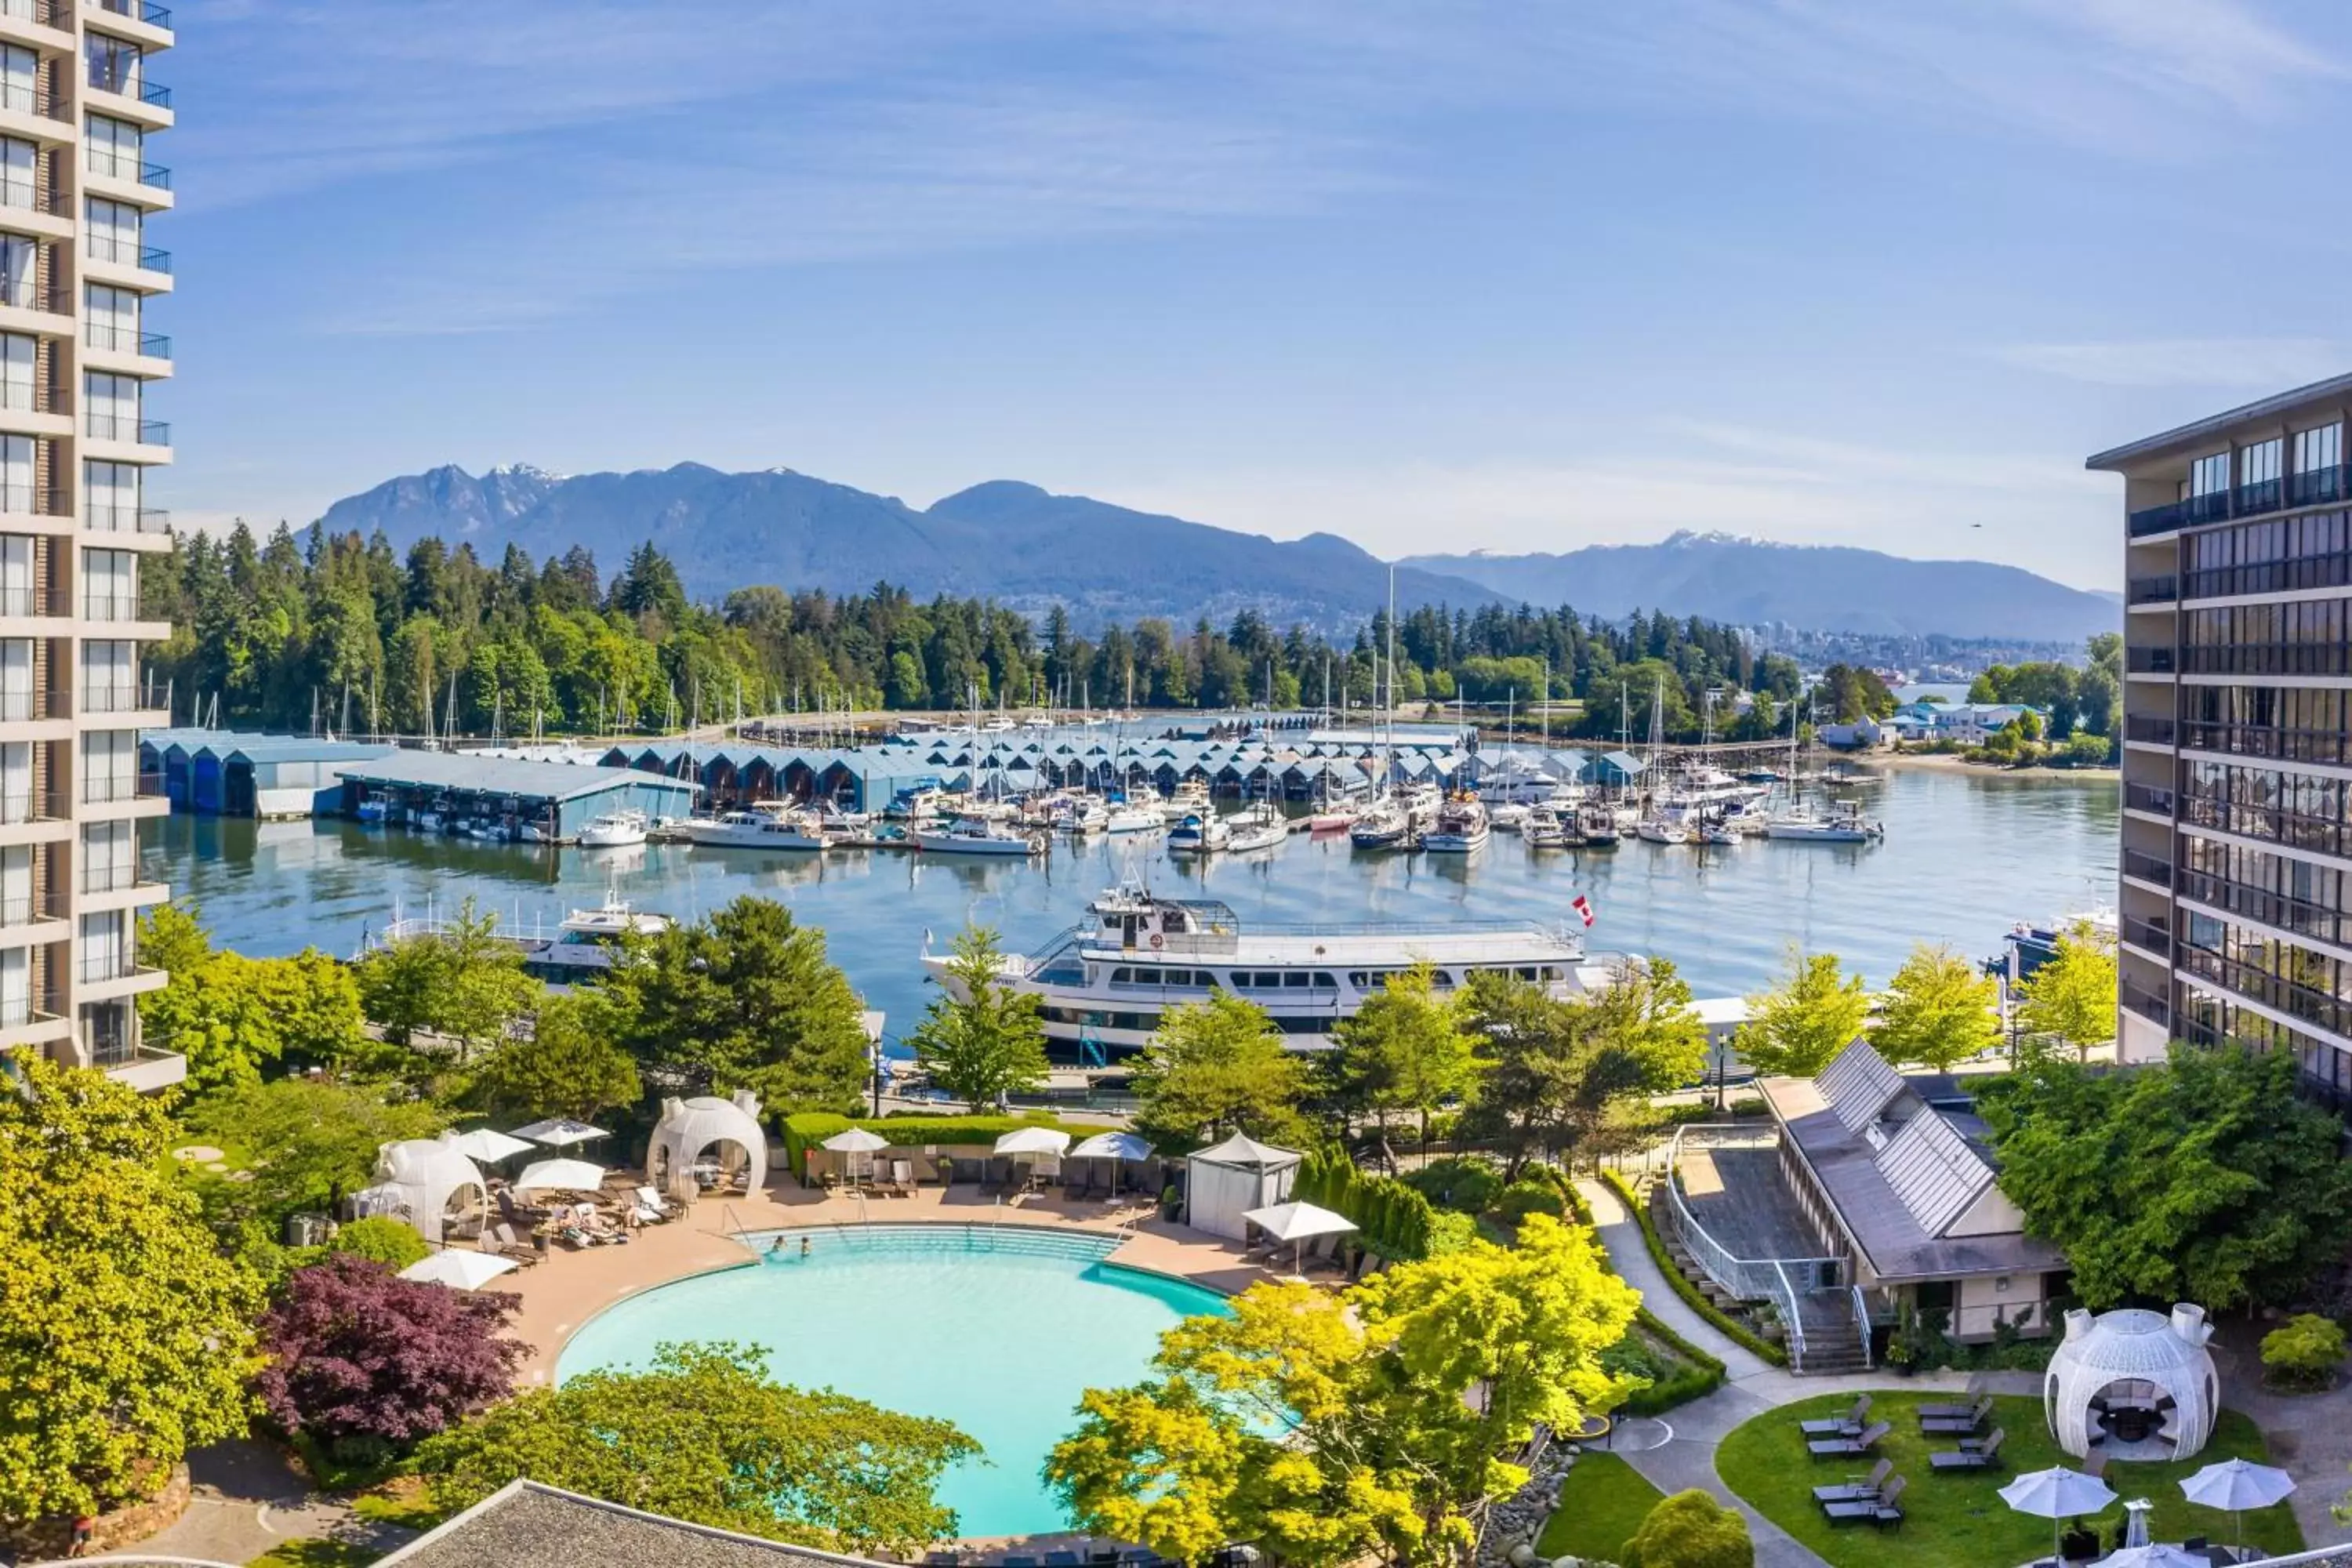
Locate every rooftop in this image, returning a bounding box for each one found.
[2085,369,2352,470]
[376,1480,884,1568]
[333,750,702,803]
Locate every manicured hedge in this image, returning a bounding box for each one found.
[1293,1143,1449,1261]
[1602,1168,1788,1368]
[1617,1307,1730,1415]
[779,1110,1109,1182]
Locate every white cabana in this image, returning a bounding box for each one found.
[2044,1305,2220,1461]
[510,1116,611,1149]
[1241,1199,1356,1274]
[371,1132,489,1245]
[1184,1131,1300,1241]
[513,1157,610,1194]
[450,1127,535,1165]
[399,1249,520,1290]
[645,1091,768,1198]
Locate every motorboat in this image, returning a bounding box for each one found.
[1350,798,1410,849]
[1308,802,1362,832]
[1635,815,1689,845]
[1224,801,1288,853]
[1166,811,1233,856]
[1421,795,1491,853]
[1523,803,1574,849]
[1058,795,1109,834]
[926,887,1612,1060]
[354,797,389,825]
[913,815,1047,856]
[360,892,673,992]
[1577,806,1621,848]
[677,806,829,851]
[1765,799,1886,843]
[1697,818,1740,847]
[1487,801,1532,833]
[577,809,650,849]
[1105,800,1164,833]
[1158,779,1214,822]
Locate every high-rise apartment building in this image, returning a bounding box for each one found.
[2089,377,2352,1116]
[0,0,176,1089]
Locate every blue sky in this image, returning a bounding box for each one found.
[161,0,2352,589]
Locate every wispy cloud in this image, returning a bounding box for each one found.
[1988,337,2350,388]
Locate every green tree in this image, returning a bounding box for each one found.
[413,1341,975,1554]
[354,898,541,1062]
[1050,1218,1639,1566]
[1873,942,1999,1071]
[327,1214,432,1270]
[0,1054,264,1521]
[603,895,871,1110]
[1131,993,1312,1152]
[137,905,365,1094]
[187,1077,447,1260]
[466,992,643,1122]
[1621,1488,1753,1568]
[1738,948,1869,1078]
[2015,918,2117,1062]
[906,927,1049,1109]
[1980,1045,2352,1311]
[1327,964,1482,1156]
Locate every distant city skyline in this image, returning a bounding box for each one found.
[162,1,2352,590]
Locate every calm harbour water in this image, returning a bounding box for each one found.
[143,764,2116,1030]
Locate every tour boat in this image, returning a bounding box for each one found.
[913,815,1047,856]
[924,884,1613,1060]
[1421,795,1491,853]
[1166,811,1232,856]
[576,809,650,849]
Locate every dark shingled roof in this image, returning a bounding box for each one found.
[376,1481,887,1568]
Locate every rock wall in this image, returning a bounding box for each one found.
[0,1464,191,1559]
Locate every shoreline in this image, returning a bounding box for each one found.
[1861,750,2118,782]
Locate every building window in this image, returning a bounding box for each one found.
[84,114,141,182]
[84,372,140,442]
[85,34,140,98]
[85,196,140,264]
[2241,438,2282,488]
[85,284,137,354]
[0,136,34,212]
[2294,423,2341,474]
[2190,452,2231,497]
[84,459,138,530]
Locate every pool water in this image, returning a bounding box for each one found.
[554,1224,1231,1537]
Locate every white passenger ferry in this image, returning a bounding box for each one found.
[923,883,1618,1061]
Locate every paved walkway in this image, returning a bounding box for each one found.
[115,1439,418,1566]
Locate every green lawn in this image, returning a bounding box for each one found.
[1717,1392,2303,1568]
[248,1541,377,1568]
[1536,1450,1668,1563]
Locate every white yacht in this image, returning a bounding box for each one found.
[1224,801,1287,853]
[1158,779,1214,822]
[1635,815,1690,845]
[914,815,1047,856]
[576,809,650,848]
[1764,799,1886,843]
[1166,810,1232,856]
[924,885,1614,1059]
[1349,797,1410,849]
[1421,795,1490,853]
[1105,799,1165,834]
[361,893,672,991]
[678,805,829,851]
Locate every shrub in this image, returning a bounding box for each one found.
[1401,1156,1502,1214]
[327,1217,430,1270]
[1615,1311,1729,1416]
[259,1255,527,1453]
[1621,1488,1753,1568]
[1497,1178,1566,1222]
[2260,1313,2346,1392]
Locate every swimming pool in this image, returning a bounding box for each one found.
[554,1223,1231,1537]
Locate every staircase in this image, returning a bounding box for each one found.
[1646,1181,1870,1374]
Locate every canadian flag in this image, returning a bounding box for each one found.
[1571,894,1595,927]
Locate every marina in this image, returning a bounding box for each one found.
[148,762,2118,1048]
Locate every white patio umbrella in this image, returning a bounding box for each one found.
[2001,1467,2119,1568]
[1241,1199,1357,1276]
[1070,1130,1151,1196]
[2091,1548,2209,1568]
[822,1127,889,1186]
[450,1127,535,1164]
[2180,1457,2296,1549]
[399,1249,520,1290]
[512,1157,610,1194]
[510,1117,611,1148]
[994,1125,1071,1187]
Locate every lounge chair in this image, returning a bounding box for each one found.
[2082,1445,2111,1479]
[1920,1395,1993,1435]
[1799,1396,1871,1437]
[1929,1428,2007,1472]
[488,1222,543,1266]
[1807,1419,1890,1459]
[1824,1473,1904,1527]
[1916,1378,1988,1421]
[633,1185,673,1223]
[890,1160,916,1197]
[1813,1457,1893,1505]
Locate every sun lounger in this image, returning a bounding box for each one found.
[1807,1419,1889,1459]
[889,1160,916,1197]
[487,1222,543,1266]
[1916,1377,1988,1421]
[1919,1396,1992,1434]
[1929,1428,2006,1472]
[1824,1474,1904,1528]
[1044,1552,1082,1567]
[1799,1396,1871,1437]
[633,1185,673,1223]
[1813,1458,1893,1505]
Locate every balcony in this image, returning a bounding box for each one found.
[2126,575,2179,606]
[97,1040,183,1092]
[2122,848,2173,887]
[2129,490,2231,539]
[2179,719,2352,770]
[0,686,69,721]
[83,322,169,360]
[83,231,169,274]
[84,501,167,534]
[2123,715,2176,747]
[2122,982,2172,1029]
[2180,641,2352,679]
[2126,646,2176,675]
[0,584,64,616]
[83,412,167,446]
[0,787,60,824]
[2181,791,2352,862]
[0,78,68,124]
[75,949,152,984]
[0,174,67,218]
[2123,782,2176,817]
[79,592,142,623]
[2178,866,2352,952]
[0,488,69,521]
[2129,463,2352,538]
[87,73,169,111]
[82,772,156,804]
[92,0,171,25]
[2122,915,2172,961]
[83,151,169,191]
[78,683,145,715]
[2183,549,2352,601]
[0,0,74,28]
[0,891,66,928]
[2178,942,2352,1042]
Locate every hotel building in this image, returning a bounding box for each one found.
[2090,377,2352,1116]
[0,0,176,1088]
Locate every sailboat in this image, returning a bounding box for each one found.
[1634,679,1688,844]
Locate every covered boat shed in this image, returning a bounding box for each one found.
[335,750,699,842]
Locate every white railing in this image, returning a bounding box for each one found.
[1851,1284,1873,1370]
[1661,1122,1846,1371]
[1771,1259,1807,1366]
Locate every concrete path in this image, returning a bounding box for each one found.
[125,1439,418,1566]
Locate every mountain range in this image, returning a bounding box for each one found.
[318,464,2117,642]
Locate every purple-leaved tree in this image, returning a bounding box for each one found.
[257,1252,530,1454]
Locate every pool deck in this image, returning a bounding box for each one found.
[495,1175,1302,1385]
